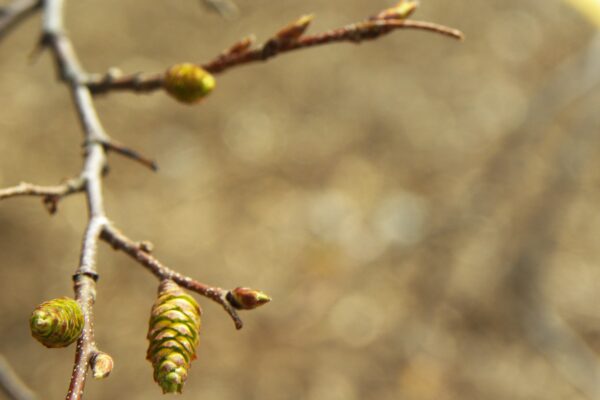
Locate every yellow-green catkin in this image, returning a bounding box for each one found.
[147,280,201,394]
[30,297,84,348]
[163,63,216,104]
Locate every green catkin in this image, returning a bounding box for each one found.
[30,297,84,348]
[147,280,201,394]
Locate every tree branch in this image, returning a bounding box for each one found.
[101,223,244,329]
[1,1,265,395]
[42,1,109,398]
[0,1,458,397]
[0,0,41,44]
[86,12,463,95]
[98,139,158,172]
[0,178,83,214]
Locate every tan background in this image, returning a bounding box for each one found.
[1,0,600,399]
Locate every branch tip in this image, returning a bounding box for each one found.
[275,14,315,42]
[90,352,113,380]
[83,8,463,92]
[98,139,159,172]
[228,287,271,310]
[222,35,256,56]
[373,0,419,21]
[100,223,251,330]
[138,240,154,253]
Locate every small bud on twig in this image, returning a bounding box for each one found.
[138,240,154,253]
[91,352,114,379]
[223,35,255,56]
[228,287,271,310]
[374,0,419,21]
[276,14,314,42]
[43,195,59,214]
[163,63,216,104]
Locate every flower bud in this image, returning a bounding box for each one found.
[163,63,216,104]
[91,352,114,379]
[30,297,84,348]
[228,287,271,310]
[276,15,314,42]
[224,35,255,56]
[375,0,419,20]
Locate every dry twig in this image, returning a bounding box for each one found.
[101,224,243,329]
[0,0,41,43]
[0,178,84,214]
[86,12,463,95]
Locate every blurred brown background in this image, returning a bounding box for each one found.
[2,0,600,399]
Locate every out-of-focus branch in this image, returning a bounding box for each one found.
[0,355,37,400]
[201,0,239,19]
[86,9,463,95]
[504,89,600,399]
[0,0,41,43]
[101,224,246,329]
[203,19,463,73]
[405,31,600,398]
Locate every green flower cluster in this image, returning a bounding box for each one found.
[30,297,84,348]
[147,280,201,394]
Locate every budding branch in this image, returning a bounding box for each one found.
[0,1,462,399]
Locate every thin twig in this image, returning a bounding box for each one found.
[86,17,463,95]
[0,178,83,201]
[0,355,38,400]
[0,178,84,214]
[101,223,244,329]
[98,139,158,172]
[206,19,463,72]
[0,0,41,43]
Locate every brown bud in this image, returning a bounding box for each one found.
[228,287,271,310]
[275,15,314,42]
[91,352,114,379]
[138,241,154,253]
[223,35,255,56]
[375,0,419,20]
